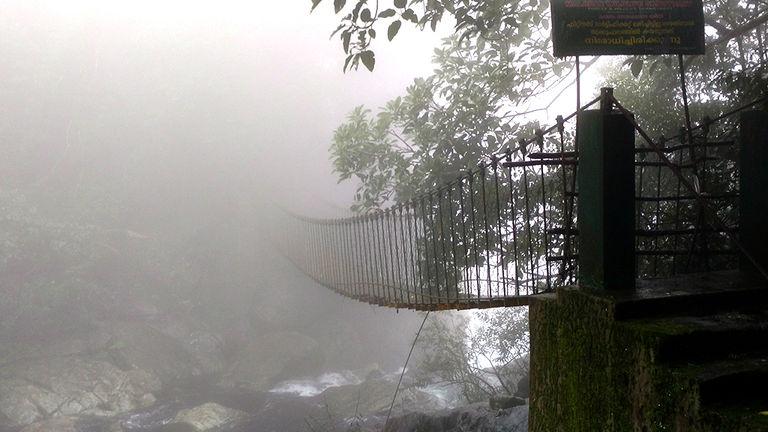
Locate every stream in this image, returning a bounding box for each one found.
[72,370,463,432]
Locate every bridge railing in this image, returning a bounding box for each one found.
[279,91,768,309]
[280,97,603,310]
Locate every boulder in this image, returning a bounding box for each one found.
[489,395,526,410]
[514,374,529,399]
[155,424,198,432]
[374,403,529,432]
[171,403,248,431]
[0,357,160,429]
[19,416,78,432]
[187,331,225,376]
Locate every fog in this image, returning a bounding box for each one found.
[1,1,446,212]
[2,2,755,431]
[0,2,467,431]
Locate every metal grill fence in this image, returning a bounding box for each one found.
[634,131,739,278]
[620,96,766,279]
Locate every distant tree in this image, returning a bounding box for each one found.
[330,33,566,211]
[416,309,529,402]
[326,0,766,209]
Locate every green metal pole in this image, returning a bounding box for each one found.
[577,88,636,290]
[739,109,768,279]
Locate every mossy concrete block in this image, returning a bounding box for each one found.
[528,288,705,432]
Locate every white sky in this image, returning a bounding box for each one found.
[12,1,604,216]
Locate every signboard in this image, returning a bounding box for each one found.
[551,0,705,57]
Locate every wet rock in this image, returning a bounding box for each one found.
[155,424,198,432]
[171,402,248,431]
[364,368,385,381]
[221,331,322,392]
[514,374,529,399]
[374,403,529,432]
[489,395,526,410]
[317,377,442,419]
[0,357,160,429]
[19,416,78,432]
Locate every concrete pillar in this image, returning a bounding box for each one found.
[739,110,768,278]
[577,89,636,290]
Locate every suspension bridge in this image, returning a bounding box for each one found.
[272,87,768,431]
[277,88,768,311]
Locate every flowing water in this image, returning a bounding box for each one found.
[75,369,462,432]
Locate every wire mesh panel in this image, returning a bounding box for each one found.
[613,96,765,279]
[634,136,739,278]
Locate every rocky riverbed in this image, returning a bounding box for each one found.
[0,313,528,432]
[4,373,527,432]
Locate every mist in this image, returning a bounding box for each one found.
[0,2,468,431]
[0,2,753,432]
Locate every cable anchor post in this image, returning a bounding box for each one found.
[600,87,615,114]
[535,129,545,152]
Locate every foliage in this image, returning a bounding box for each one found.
[599,62,741,277]
[311,0,552,72]
[313,0,768,98]
[0,186,258,353]
[325,1,768,212]
[322,0,768,407]
[331,33,570,211]
[416,309,529,402]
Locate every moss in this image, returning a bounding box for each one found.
[620,318,699,337]
[530,289,625,432]
[701,403,768,431]
[529,289,711,432]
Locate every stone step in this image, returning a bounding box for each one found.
[694,357,768,431]
[697,357,768,405]
[608,271,768,320]
[697,357,768,432]
[701,399,768,431]
[638,311,768,364]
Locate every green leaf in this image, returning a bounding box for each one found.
[330,23,346,38]
[394,0,407,8]
[388,20,402,41]
[379,8,396,18]
[402,9,418,23]
[630,59,643,78]
[360,8,372,22]
[334,0,346,13]
[311,0,323,12]
[342,31,352,53]
[343,54,354,72]
[360,50,375,71]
